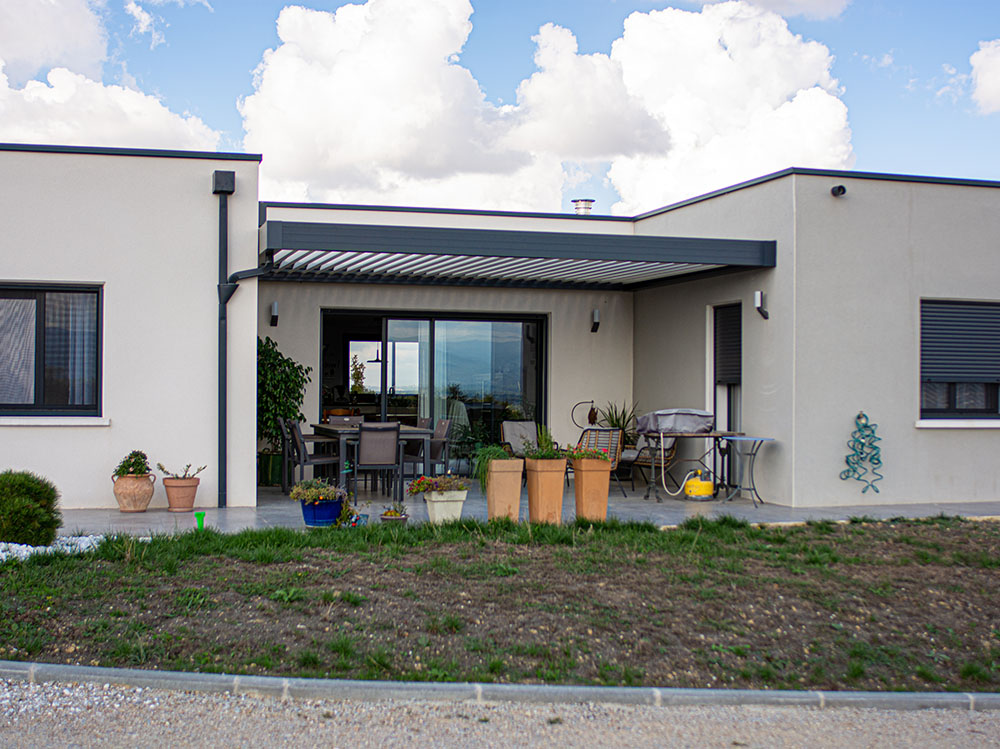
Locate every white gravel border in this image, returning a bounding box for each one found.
[0,535,105,564]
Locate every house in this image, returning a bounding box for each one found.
[2,142,998,510]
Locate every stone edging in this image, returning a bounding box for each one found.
[2,660,999,710]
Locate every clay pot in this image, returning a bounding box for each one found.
[111,474,155,513]
[572,458,611,521]
[163,477,200,512]
[525,457,566,524]
[486,458,523,521]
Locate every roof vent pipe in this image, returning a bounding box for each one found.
[571,198,595,216]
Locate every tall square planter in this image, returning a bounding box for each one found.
[525,457,566,524]
[486,458,524,521]
[572,458,611,521]
[425,490,467,524]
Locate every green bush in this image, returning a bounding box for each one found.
[0,470,61,546]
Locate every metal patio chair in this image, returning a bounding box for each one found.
[347,422,405,502]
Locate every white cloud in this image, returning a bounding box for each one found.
[125,1,166,49]
[241,0,852,213]
[0,63,219,150]
[971,39,1000,114]
[0,0,106,85]
[694,0,850,20]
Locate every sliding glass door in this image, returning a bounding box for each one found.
[321,311,543,445]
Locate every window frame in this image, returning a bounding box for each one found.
[919,299,1000,420]
[0,283,103,417]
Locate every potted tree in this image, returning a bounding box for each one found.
[290,478,349,527]
[407,475,469,524]
[473,444,523,522]
[566,445,611,522]
[156,462,206,512]
[257,336,312,486]
[112,450,155,513]
[523,426,565,524]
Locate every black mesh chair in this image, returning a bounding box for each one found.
[348,422,404,502]
[403,418,451,478]
[280,419,340,487]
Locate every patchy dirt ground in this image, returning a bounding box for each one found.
[2,518,999,691]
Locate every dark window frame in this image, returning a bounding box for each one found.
[0,283,103,416]
[920,299,1000,420]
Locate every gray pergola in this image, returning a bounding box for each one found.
[257,220,776,290]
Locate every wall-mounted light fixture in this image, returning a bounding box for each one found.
[269,301,279,327]
[830,184,847,197]
[754,290,769,320]
[591,308,600,333]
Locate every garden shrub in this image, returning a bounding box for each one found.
[0,470,61,546]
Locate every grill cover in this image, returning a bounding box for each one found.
[636,409,714,435]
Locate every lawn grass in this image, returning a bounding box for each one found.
[2,515,998,691]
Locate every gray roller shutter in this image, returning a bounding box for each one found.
[714,304,741,385]
[921,300,1000,383]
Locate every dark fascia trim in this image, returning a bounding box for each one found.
[260,269,626,292]
[0,142,261,162]
[258,200,631,227]
[264,221,776,267]
[635,167,1000,220]
[626,264,768,291]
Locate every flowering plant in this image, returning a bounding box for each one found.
[406,474,469,495]
[563,446,611,462]
[381,500,409,517]
[289,478,349,505]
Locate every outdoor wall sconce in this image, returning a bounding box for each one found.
[830,184,847,197]
[269,301,278,327]
[754,290,769,320]
[591,308,600,333]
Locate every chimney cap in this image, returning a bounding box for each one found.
[571,198,595,216]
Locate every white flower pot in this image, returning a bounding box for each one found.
[424,490,467,524]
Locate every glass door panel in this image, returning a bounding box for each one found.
[385,319,429,425]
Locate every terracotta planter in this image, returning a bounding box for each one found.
[163,477,200,512]
[425,490,467,524]
[111,473,155,513]
[380,514,409,526]
[486,458,523,521]
[572,458,611,521]
[525,457,566,524]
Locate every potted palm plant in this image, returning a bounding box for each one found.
[523,426,565,524]
[156,462,206,512]
[408,474,469,524]
[473,444,523,522]
[112,450,155,513]
[565,445,611,522]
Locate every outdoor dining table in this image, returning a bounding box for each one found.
[640,430,743,502]
[310,423,435,484]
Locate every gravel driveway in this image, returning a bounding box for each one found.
[3,680,1000,748]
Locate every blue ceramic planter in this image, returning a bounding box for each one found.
[300,498,344,527]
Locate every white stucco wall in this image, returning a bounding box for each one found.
[631,178,795,504]
[0,148,260,510]
[632,172,1000,507]
[792,175,1000,506]
[256,282,633,450]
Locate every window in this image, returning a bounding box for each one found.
[920,300,1000,419]
[0,286,101,415]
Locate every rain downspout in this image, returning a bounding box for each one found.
[214,170,237,508]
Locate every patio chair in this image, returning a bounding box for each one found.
[500,421,540,458]
[347,422,405,502]
[403,418,452,478]
[281,419,340,488]
[403,417,432,459]
[618,435,680,496]
[567,427,626,497]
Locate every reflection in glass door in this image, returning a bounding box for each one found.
[434,320,538,445]
[384,319,430,425]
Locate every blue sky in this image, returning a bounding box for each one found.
[1,0,998,213]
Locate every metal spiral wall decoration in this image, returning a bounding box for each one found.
[840,411,883,493]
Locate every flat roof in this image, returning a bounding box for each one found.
[0,142,262,162]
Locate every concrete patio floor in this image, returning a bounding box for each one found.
[58,481,1000,537]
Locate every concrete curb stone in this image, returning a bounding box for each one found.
[2,659,998,711]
